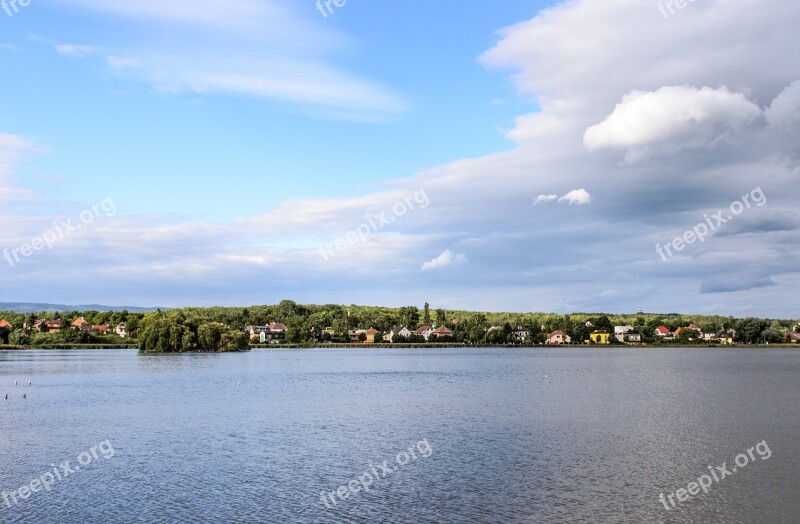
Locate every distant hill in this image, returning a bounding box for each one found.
[0,302,162,314]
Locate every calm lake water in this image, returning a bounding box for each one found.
[1,347,798,523]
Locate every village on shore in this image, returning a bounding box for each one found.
[244,320,800,346]
[1,302,799,349]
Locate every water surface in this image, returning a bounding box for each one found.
[1,347,798,523]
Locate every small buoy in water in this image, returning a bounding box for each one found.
[14,380,18,386]
[237,382,240,387]
[3,393,7,400]
[544,374,549,379]
[22,393,26,399]
[28,381,31,386]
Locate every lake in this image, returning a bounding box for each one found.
[1,347,799,523]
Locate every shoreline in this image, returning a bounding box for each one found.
[2,343,798,351]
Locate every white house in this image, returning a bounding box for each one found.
[384,326,413,342]
[415,325,434,341]
[614,326,642,343]
[546,330,571,345]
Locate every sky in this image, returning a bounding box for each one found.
[1,0,799,317]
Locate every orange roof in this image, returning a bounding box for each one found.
[0,320,11,329]
[365,328,379,334]
[432,326,453,334]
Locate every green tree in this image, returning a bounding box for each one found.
[8,329,28,346]
[138,319,193,353]
[197,322,228,351]
[219,331,250,352]
[423,302,431,325]
[590,315,613,332]
[675,328,696,343]
[761,328,783,344]
[399,306,420,328]
[735,318,769,344]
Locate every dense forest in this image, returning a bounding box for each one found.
[2,300,797,351]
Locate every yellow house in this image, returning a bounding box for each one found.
[587,330,611,345]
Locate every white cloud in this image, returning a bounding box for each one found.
[0,134,38,205]
[583,86,763,158]
[49,0,408,120]
[765,79,800,127]
[421,250,468,271]
[558,189,592,206]
[533,194,557,205]
[4,0,800,315]
[55,44,103,57]
[54,0,285,32]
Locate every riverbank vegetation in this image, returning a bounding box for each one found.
[2,300,798,351]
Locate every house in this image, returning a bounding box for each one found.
[0,320,12,330]
[34,319,62,334]
[511,324,529,342]
[783,332,800,344]
[614,326,642,344]
[91,323,109,334]
[72,317,91,331]
[384,326,412,342]
[655,326,672,338]
[364,328,379,344]
[322,327,336,337]
[588,330,611,344]
[415,325,434,341]
[245,323,288,343]
[430,326,454,340]
[546,330,571,345]
[715,331,735,345]
[245,325,268,339]
[614,326,632,342]
[114,323,127,338]
[347,328,379,343]
[348,329,365,342]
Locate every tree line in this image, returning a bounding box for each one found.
[2,301,797,349]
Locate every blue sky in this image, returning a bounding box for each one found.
[2,0,800,317]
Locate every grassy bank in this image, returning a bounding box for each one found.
[1,344,138,350]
